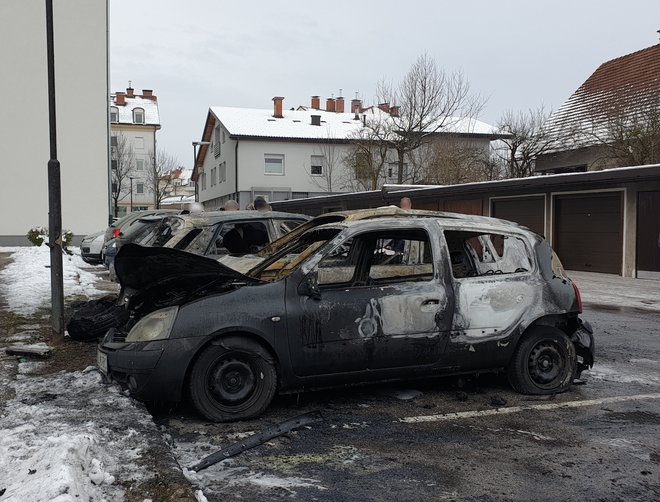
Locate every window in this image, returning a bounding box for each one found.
[214,126,221,157]
[135,137,144,150]
[444,230,532,278]
[201,171,207,191]
[110,107,118,123]
[136,182,144,194]
[135,159,144,171]
[110,135,118,147]
[219,162,226,183]
[388,162,407,179]
[316,229,434,286]
[213,221,270,255]
[355,152,372,182]
[111,159,118,170]
[265,154,284,175]
[222,130,226,143]
[133,108,145,124]
[211,167,217,186]
[311,155,324,176]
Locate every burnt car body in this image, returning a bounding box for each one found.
[97,208,594,422]
[133,210,309,257]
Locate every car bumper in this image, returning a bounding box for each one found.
[97,329,189,402]
[571,317,595,374]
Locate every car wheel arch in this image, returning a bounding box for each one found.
[182,330,280,399]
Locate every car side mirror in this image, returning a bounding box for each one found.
[298,272,321,300]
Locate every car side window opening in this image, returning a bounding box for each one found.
[444,230,532,278]
[219,221,270,255]
[317,229,434,287]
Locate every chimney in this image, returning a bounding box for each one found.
[311,114,321,126]
[336,96,345,113]
[141,89,155,100]
[326,97,335,113]
[272,96,284,118]
[126,87,134,97]
[115,92,125,105]
[351,99,362,114]
[311,95,320,109]
[378,102,390,113]
[390,105,400,117]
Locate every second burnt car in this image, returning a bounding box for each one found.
[97,208,594,422]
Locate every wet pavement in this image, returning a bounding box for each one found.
[157,301,660,501]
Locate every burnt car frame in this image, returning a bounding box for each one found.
[97,208,594,422]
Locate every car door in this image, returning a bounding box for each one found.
[286,224,451,377]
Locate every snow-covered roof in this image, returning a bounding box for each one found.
[209,106,500,141]
[542,44,660,151]
[110,94,160,126]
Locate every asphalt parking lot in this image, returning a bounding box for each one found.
[152,276,660,502]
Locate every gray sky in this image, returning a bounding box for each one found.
[110,0,660,167]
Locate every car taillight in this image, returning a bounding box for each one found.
[113,228,120,238]
[572,282,582,314]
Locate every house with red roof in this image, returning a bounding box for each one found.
[537,44,660,173]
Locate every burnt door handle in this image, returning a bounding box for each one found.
[422,299,440,306]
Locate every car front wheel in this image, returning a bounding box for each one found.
[189,337,277,422]
[507,326,576,394]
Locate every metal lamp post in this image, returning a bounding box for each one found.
[192,141,210,202]
[129,176,134,212]
[45,0,64,340]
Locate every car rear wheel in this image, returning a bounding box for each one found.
[189,337,277,422]
[507,326,576,394]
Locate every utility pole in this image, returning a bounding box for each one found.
[46,0,64,341]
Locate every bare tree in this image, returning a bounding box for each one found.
[376,54,485,183]
[496,106,571,178]
[341,116,391,191]
[305,127,345,192]
[110,133,135,217]
[589,102,660,167]
[146,150,180,208]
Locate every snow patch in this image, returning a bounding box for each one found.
[0,246,104,315]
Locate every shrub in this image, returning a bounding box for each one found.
[26,227,74,249]
[26,226,49,246]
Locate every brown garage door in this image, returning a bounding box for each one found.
[554,192,622,274]
[491,197,545,235]
[637,191,660,280]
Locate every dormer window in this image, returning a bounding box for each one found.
[110,106,119,122]
[133,108,145,124]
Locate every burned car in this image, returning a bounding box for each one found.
[97,208,594,422]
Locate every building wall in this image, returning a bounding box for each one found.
[0,0,109,245]
[536,144,619,173]
[198,134,353,209]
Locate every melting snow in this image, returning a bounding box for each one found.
[0,246,104,315]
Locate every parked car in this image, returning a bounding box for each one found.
[80,231,105,265]
[95,208,594,422]
[103,210,179,245]
[103,214,176,279]
[133,210,309,257]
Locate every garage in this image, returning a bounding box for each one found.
[553,192,623,274]
[491,196,545,235]
[637,191,660,279]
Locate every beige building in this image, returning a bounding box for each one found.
[0,0,109,245]
[110,87,161,216]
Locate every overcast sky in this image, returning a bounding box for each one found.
[109,0,660,167]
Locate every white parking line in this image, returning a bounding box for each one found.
[400,393,660,423]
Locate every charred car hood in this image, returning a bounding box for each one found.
[115,243,254,290]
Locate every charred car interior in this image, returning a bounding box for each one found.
[85,208,594,422]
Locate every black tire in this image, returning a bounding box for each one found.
[189,337,277,422]
[507,326,576,395]
[67,297,128,341]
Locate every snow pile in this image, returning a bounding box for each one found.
[0,246,103,315]
[0,368,155,501]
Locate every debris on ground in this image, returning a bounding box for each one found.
[5,342,53,358]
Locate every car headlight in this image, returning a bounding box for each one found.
[125,307,178,342]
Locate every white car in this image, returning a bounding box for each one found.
[80,231,105,265]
